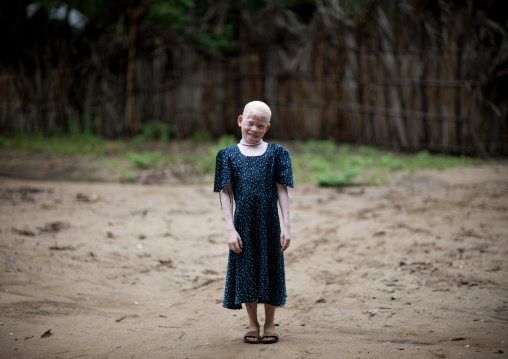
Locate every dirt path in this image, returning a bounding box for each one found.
[0,163,507,358]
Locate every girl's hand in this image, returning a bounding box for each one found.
[280,226,291,252]
[227,229,243,253]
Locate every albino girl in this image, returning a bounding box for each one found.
[214,100,293,344]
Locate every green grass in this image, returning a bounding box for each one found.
[127,151,168,169]
[131,121,171,145]
[293,139,478,187]
[0,133,481,185]
[5,133,107,156]
[120,170,138,183]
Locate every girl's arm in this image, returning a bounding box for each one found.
[221,184,243,253]
[276,183,291,252]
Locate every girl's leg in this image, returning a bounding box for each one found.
[245,301,260,333]
[263,303,277,338]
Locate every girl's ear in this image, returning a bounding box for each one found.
[237,115,243,127]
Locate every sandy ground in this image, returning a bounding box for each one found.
[0,163,507,359]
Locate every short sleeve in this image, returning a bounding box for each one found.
[275,146,294,188]
[213,148,232,192]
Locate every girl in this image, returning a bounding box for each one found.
[214,100,293,344]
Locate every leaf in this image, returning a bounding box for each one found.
[76,193,98,202]
[158,259,173,268]
[41,329,52,338]
[39,221,70,232]
[208,238,226,244]
[49,245,75,251]
[12,228,36,236]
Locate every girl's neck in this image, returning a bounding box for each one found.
[240,139,263,146]
[237,141,268,156]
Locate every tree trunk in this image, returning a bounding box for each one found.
[123,0,153,134]
[124,18,138,134]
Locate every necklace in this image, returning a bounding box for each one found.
[240,139,263,146]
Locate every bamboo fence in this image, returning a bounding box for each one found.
[0,1,506,156]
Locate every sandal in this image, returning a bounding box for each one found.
[261,332,279,344]
[243,331,261,344]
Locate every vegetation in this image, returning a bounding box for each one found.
[293,139,476,186]
[0,133,480,186]
[4,133,106,156]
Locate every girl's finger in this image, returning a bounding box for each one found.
[281,236,290,252]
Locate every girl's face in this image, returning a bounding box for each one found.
[238,110,271,144]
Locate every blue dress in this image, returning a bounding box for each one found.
[214,143,294,309]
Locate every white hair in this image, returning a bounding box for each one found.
[242,101,272,122]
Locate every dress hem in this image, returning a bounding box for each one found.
[222,298,287,310]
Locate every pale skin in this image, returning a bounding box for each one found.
[220,109,291,343]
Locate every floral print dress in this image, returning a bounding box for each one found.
[214,143,294,309]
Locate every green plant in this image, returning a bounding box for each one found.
[208,134,237,159]
[309,157,332,172]
[5,133,105,156]
[379,154,403,170]
[217,135,237,148]
[191,129,213,143]
[190,151,215,175]
[317,167,362,187]
[82,106,102,135]
[358,145,378,156]
[291,140,478,187]
[68,119,81,137]
[304,138,336,159]
[132,121,171,145]
[127,151,167,169]
[339,143,351,156]
[0,132,480,186]
[0,135,9,148]
[121,170,138,183]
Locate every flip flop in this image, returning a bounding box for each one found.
[243,331,261,344]
[261,332,279,344]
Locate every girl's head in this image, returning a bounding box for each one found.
[238,101,271,144]
[242,101,271,122]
